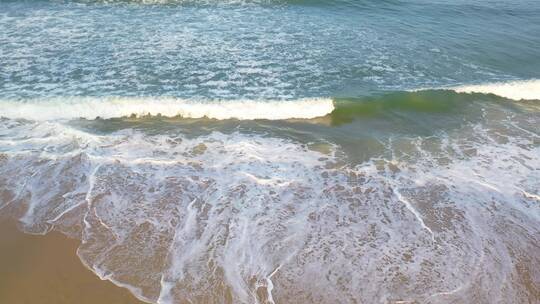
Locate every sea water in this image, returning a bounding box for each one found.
[0,1,539,303]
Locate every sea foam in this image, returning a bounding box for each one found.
[0,114,538,304]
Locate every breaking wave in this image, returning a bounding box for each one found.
[0,98,334,121]
[1,83,539,123]
[449,79,540,101]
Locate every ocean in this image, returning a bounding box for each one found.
[0,0,539,303]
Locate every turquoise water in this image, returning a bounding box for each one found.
[0,1,539,304]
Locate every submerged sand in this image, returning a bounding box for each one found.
[0,220,144,304]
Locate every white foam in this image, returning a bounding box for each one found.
[450,79,540,101]
[0,97,334,121]
[1,114,539,304]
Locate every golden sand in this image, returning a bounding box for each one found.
[0,220,145,304]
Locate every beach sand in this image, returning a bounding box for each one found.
[0,220,144,304]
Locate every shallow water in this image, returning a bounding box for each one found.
[0,0,539,303]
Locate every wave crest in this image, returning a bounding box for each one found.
[0,97,334,121]
[449,79,540,101]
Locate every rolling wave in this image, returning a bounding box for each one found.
[0,80,538,122]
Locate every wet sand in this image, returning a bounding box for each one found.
[0,220,145,304]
